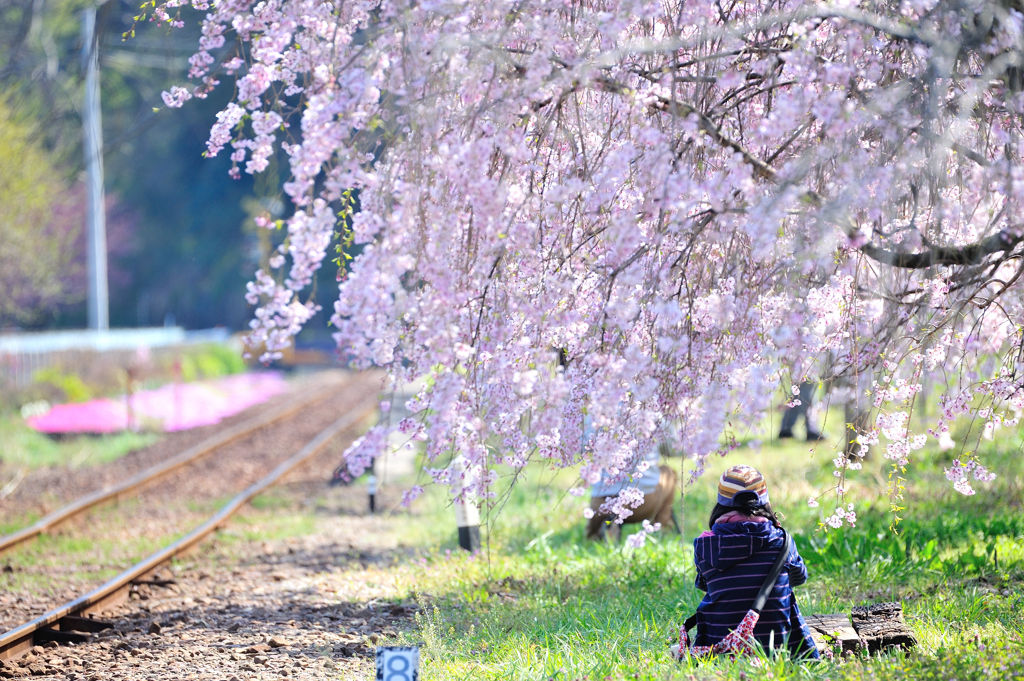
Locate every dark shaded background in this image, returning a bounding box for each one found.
[0,0,337,343]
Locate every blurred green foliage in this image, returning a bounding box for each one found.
[179,343,247,382]
[32,367,94,403]
[7,341,247,410]
[0,0,91,163]
[0,0,346,337]
[0,96,83,323]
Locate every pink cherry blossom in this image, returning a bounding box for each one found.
[151,0,1024,514]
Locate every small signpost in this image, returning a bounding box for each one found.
[453,495,481,552]
[450,455,480,552]
[375,646,419,681]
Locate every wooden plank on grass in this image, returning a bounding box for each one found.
[805,613,864,655]
[851,602,917,653]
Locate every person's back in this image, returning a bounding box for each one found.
[691,466,818,659]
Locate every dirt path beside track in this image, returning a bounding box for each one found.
[0,370,364,522]
[0,371,386,634]
[0,504,416,680]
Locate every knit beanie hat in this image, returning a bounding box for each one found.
[717,465,770,507]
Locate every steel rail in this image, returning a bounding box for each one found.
[0,396,378,660]
[0,376,351,555]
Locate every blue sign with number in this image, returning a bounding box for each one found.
[375,646,419,681]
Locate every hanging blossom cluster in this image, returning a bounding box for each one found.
[945,458,997,496]
[152,0,1024,522]
[626,520,663,548]
[823,504,858,529]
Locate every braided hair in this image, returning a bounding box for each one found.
[708,490,782,529]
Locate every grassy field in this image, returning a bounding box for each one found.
[0,414,159,472]
[2,401,1022,680]
[377,423,1024,681]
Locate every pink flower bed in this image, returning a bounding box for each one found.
[27,372,289,434]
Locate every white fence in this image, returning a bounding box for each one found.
[0,327,232,389]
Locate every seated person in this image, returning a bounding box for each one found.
[586,445,679,541]
[689,465,818,658]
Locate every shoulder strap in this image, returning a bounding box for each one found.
[752,530,792,614]
[682,529,792,631]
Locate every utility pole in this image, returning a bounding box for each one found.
[82,5,108,331]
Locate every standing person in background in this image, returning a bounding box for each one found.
[778,382,826,442]
[585,445,679,541]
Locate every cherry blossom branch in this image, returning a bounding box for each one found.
[861,230,1024,269]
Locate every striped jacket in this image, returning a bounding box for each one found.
[692,521,818,658]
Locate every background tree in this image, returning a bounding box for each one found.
[0,0,345,335]
[0,96,82,324]
[156,0,1024,530]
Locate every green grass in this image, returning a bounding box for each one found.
[4,396,1022,680]
[225,503,319,542]
[0,412,159,470]
[0,516,182,598]
[378,429,1024,680]
[248,492,295,511]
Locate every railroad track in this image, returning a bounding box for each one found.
[0,375,354,555]
[0,394,379,660]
